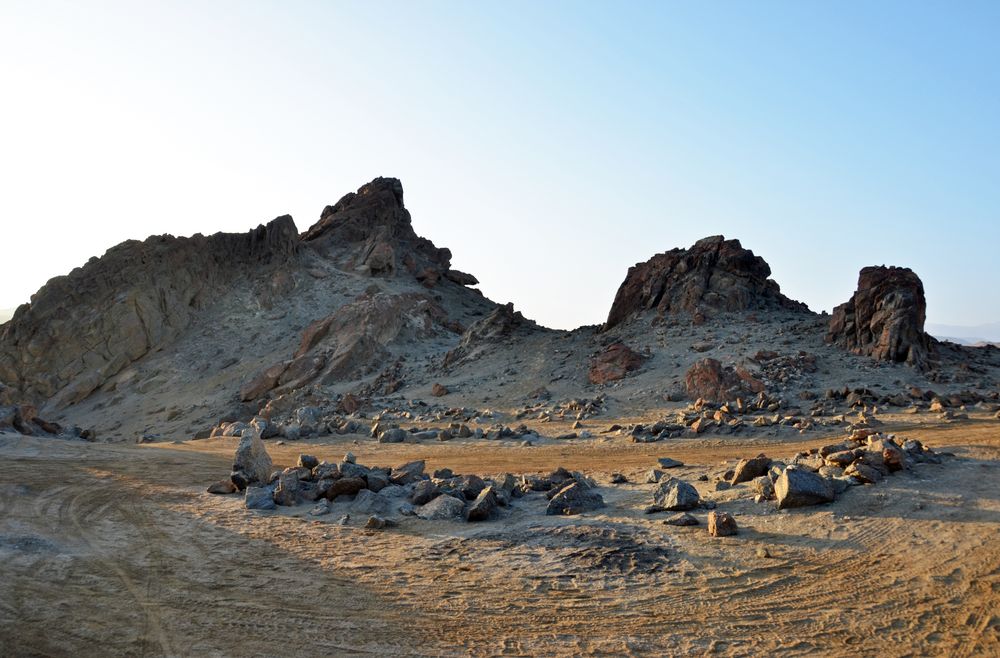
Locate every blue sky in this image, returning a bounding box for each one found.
[1,1,997,329]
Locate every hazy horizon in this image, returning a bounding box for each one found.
[1,1,998,330]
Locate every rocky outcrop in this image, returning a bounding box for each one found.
[605,236,806,329]
[442,303,540,368]
[240,291,452,401]
[301,177,477,287]
[827,266,933,368]
[0,216,300,408]
[684,358,765,402]
[588,343,646,385]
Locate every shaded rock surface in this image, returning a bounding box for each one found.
[605,235,806,329]
[827,266,933,368]
[588,343,646,385]
[684,358,765,402]
[0,216,299,408]
[775,468,835,509]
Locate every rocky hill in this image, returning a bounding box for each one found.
[0,178,996,442]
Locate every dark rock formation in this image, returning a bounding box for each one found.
[605,235,806,329]
[0,216,300,408]
[827,266,933,368]
[302,177,477,287]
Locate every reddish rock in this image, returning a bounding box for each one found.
[827,266,933,368]
[239,362,289,402]
[431,383,449,397]
[684,358,765,402]
[588,343,646,385]
[605,235,806,329]
[707,511,738,537]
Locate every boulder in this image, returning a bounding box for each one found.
[416,494,466,520]
[231,429,273,490]
[652,477,700,511]
[465,486,499,521]
[378,428,408,444]
[774,468,835,509]
[431,383,449,397]
[273,471,301,507]
[844,462,882,484]
[588,343,646,384]
[245,485,277,511]
[410,480,440,505]
[323,477,367,500]
[390,460,426,485]
[545,482,606,516]
[731,454,772,484]
[365,470,390,492]
[751,475,775,500]
[707,511,738,537]
[297,454,319,470]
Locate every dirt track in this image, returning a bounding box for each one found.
[1,420,998,656]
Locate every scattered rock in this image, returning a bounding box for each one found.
[731,454,772,484]
[416,494,466,520]
[707,510,738,537]
[545,482,606,516]
[465,486,499,521]
[775,468,835,509]
[230,429,273,491]
[244,486,277,511]
[652,477,700,511]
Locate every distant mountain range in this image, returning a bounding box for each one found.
[927,321,1000,346]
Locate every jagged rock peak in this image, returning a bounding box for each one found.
[302,177,411,245]
[0,215,300,407]
[301,177,478,287]
[604,235,806,329]
[827,265,933,368]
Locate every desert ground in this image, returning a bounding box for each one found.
[2,412,997,657]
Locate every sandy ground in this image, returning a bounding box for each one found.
[1,417,998,657]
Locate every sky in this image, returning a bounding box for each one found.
[0,1,998,330]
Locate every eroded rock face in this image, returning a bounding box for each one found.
[240,291,452,401]
[827,266,932,368]
[605,236,805,329]
[0,216,300,408]
[588,343,646,385]
[684,358,765,402]
[301,177,476,287]
[443,303,540,368]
